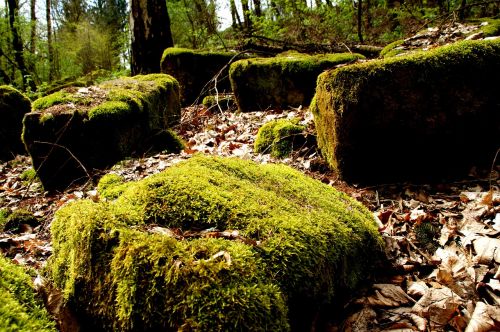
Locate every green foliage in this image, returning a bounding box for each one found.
[49,155,383,330]
[0,255,56,331]
[254,119,306,158]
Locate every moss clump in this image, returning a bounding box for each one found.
[254,119,306,158]
[161,47,252,105]
[49,155,383,331]
[229,53,364,112]
[479,18,500,37]
[97,173,128,200]
[0,256,57,331]
[380,39,405,58]
[312,39,500,184]
[0,209,39,233]
[22,74,181,190]
[202,94,236,110]
[0,86,31,161]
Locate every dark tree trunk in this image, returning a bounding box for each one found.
[253,0,262,16]
[7,0,34,90]
[230,0,242,28]
[46,0,56,81]
[357,0,363,42]
[241,0,251,30]
[30,0,36,54]
[130,0,174,75]
[458,0,467,21]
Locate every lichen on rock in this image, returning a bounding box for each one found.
[48,155,383,331]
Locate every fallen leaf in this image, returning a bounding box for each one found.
[473,237,500,264]
[412,286,462,326]
[464,302,500,332]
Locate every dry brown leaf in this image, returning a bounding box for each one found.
[407,281,429,298]
[412,286,462,326]
[342,306,378,332]
[363,284,414,307]
[473,237,500,264]
[464,302,500,332]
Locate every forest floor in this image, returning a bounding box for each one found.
[1,103,499,332]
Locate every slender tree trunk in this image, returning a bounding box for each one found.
[357,0,363,42]
[7,0,33,90]
[458,0,467,21]
[230,0,242,28]
[241,0,251,30]
[130,0,174,75]
[46,0,55,81]
[30,0,36,54]
[253,0,262,16]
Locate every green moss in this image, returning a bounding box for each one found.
[49,155,383,330]
[229,53,365,112]
[0,208,9,230]
[380,39,405,58]
[32,90,77,110]
[254,119,306,158]
[202,94,236,109]
[97,173,128,200]
[312,39,500,183]
[0,256,57,331]
[1,209,39,233]
[479,18,500,37]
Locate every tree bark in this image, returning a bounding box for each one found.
[230,0,242,28]
[7,0,33,90]
[253,0,262,16]
[357,0,364,42]
[46,0,56,81]
[30,0,36,54]
[130,0,174,75]
[241,0,251,30]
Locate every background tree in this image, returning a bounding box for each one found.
[130,0,173,74]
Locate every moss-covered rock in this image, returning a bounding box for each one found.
[254,118,306,158]
[0,86,31,161]
[380,39,405,58]
[22,74,182,190]
[0,209,39,233]
[229,53,364,112]
[161,47,251,106]
[48,155,383,331]
[0,255,57,331]
[312,39,500,184]
[202,93,236,110]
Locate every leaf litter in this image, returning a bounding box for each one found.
[1,100,499,331]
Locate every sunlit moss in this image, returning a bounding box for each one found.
[229,53,364,112]
[254,118,306,158]
[49,155,383,330]
[0,256,56,331]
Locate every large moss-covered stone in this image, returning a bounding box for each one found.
[161,47,250,106]
[0,86,31,160]
[49,155,383,331]
[22,74,182,190]
[0,255,57,331]
[229,52,364,112]
[313,39,500,184]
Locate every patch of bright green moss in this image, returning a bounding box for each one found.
[0,256,57,331]
[380,39,405,58]
[49,155,383,330]
[479,18,500,37]
[254,119,306,158]
[32,90,77,111]
[312,39,500,183]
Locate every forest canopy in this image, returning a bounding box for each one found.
[1,0,499,93]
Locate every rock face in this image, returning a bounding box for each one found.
[49,155,383,331]
[313,40,500,184]
[22,74,182,190]
[161,48,249,105]
[0,86,31,160]
[0,256,57,332]
[229,52,364,112]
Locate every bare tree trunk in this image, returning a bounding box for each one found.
[253,0,262,16]
[230,0,242,28]
[7,0,33,90]
[130,0,173,75]
[30,0,36,54]
[241,0,251,30]
[458,0,467,21]
[46,0,56,81]
[357,0,364,42]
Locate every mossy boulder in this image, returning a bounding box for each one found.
[161,47,251,106]
[48,155,383,331]
[0,86,31,160]
[254,118,306,158]
[229,53,364,112]
[0,209,39,233]
[0,255,57,331]
[312,39,500,184]
[22,74,182,190]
